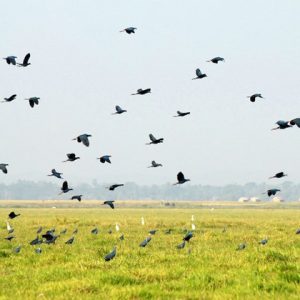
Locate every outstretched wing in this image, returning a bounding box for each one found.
[177,172,185,182]
[116,105,122,112]
[196,68,202,77]
[29,99,34,107]
[67,153,76,159]
[23,53,30,65]
[149,134,156,142]
[290,118,300,128]
[108,202,114,209]
[62,181,68,190]
[80,135,90,147]
[8,94,17,101]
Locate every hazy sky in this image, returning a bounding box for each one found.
[1,0,300,186]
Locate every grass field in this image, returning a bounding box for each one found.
[0,204,299,299]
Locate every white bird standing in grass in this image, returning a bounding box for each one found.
[6,222,14,234]
[115,223,120,232]
[191,223,196,231]
[141,217,145,226]
[191,215,195,221]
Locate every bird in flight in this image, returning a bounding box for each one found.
[269,172,287,179]
[192,68,207,80]
[146,134,164,145]
[120,27,137,34]
[3,56,17,65]
[48,169,63,179]
[59,181,73,194]
[148,160,163,168]
[106,184,124,191]
[206,57,225,64]
[112,105,127,115]
[247,94,264,102]
[104,246,116,261]
[98,155,112,164]
[131,88,151,95]
[25,97,40,108]
[174,111,190,117]
[73,134,92,147]
[8,211,20,219]
[2,94,17,103]
[0,164,9,174]
[264,189,281,197]
[103,200,115,209]
[174,172,190,185]
[63,153,80,162]
[271,120,292,130]
[289,118,300,127]
[17,53,31,67]
[71,195,82,202]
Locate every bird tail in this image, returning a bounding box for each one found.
[271,127,279,131]
[131,93,137,95]
[206,60,211,62]
[269,176,275,179]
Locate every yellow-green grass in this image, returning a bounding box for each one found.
[0,207,299,300]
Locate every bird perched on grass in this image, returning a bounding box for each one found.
[30,236,42,246]
[6,222,14,234]
[236,243,246,250]
[207,57,225,64]
[14,246,21,253]
[73,228,78,235]
[37,227,43,234]
[0,164,9,174]
[9,211,20,219]
[174,172,190,185]
[174,111,190,117]
[3,56,17,65]
[17,53,31,67]
[247,94,264,102]
[35,248,42,254]
[259,238,268,245]
[120,27,137,34]
[91,228,99,235]
[271,120,292,130]
[139,236,151,247]
[98,155,112,164]
[146,134,164,145]
[73,134,92,147]
[112,105,127,114]
[183,232,193,242]
[65,236,75,244]
[264,189,281,197]
[106,184,124,191]
[176,241,186,249]
[59,181,73,194]
[2,94,17,103]
[71,195,82,202]
[295,229,300,235]
[119,234,124,241]
[192,68,207,80]
[25,97,40,108]
[48,169,63,179]
[104,246,116,261]
[131,88,151,95]
[269,172,287,179]
[5,235,15,241]
[63,153,80,162]
[103,200,115,209]
[42,232,59,244]
[148,161,162,168]
[149,230,158,235]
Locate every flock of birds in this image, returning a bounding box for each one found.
[2,27,300,260]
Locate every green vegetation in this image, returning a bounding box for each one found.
[0,207,299,299]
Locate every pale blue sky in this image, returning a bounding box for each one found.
[1,0,300,185]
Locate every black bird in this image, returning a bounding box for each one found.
[9,211,20,219]
[0,164,9,174]
[183,232,193,242]
[131,88,151,95]
[65,236,75,244]
[269,172,287,179]
[149,230,158,235]
[176,241,186,249]
[236,243,246,250]
[247,93,264,102]
[2,94,17,103]
[271,120,292,130]
[73,228,78,234]
[108,229,113,234]
[103,200,115,209]
[5,235,15,241]
[174,172,190,185]
[37,227,43,234]
[3,56,17,65]
[30,236,42,246]
[148,161,163,168]
[147,134,164,145]
[91,227,99,235]
[174,111,190,117]
[259,238,268,245]
[71,195,82,202]
[139,236,151,247]
[207,57,225,64]
[119,234,124,240]
[17,53,31,67]
[120,27,137,34]
[63,153,80,162]
[295,228,300,234]
[112,105,127,114]
[42,232,59,244]
[264,189,281,197]
[107,184,124,191]
[98,155,112,164]
[59,181,73,194]
[25,97,40,108]
[73,134,92,147]
[48,169,63,179]
[104,246,116,261]
[192,68,207,80]
[14,246,22,253]
[290,118,300,127]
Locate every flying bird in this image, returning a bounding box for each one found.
[269,172,287,179]
[63,153,80,162]
[207,57,225,64]
[8,211,20,219]
[174,111,190,117]
[17,53,31,67]
[271,120,292,130]
[59,181,73,194]
[73,134,92,147]
[146,134,164,145]
[112,105,127,114]
[264,189,281,197]
[104,246,116,261]
[25,97,40,108]
[131,88,151,95]
[148,161,162,168]
[103,200,115,209]
[48,169,63,179]
[174,172,190,185]
[120,27,137,34]
[0,164,9,174]
[247,93,264,102]
[98,155,112,164]
[192,68,207,80]
[3,56,17,65]
[139,236,151,247]
[71,195,82,202]
[106,184,124,191]
[289,118,300,127]
[2,94,17,103]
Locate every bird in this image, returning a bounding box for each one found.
[73,134,92,147]
[289,118,300,127]
[207,57,225,64]
[264,189,281,197]
[112,105,127,114]
[2,94,17,103]
[183,232,193,242]
[120,27,137,34]
[42,232,59,244]
[63,153,80,162]
[5,235,15,241]
[271,120,292,130]
[259,238,268,245]
[60,229,67,234]
[14,246,21,253]
[149,230,158,235]
[141,217,145,226]
[176,241,186,249]
[173,111,190,117]
[17,53,31,67]
[3,56,17,65]
[236,243,246,250]
[191,215,195,221]
[25,97,40,108]
[139,236,151,247]
[30,236,42,246]
[104,246,116,261]
[131,88,151,95]
[295,229,300,234]
[8,211,20,219]
[106,184,124,191]
[148,161,163,168]
[71,195,82,202]
[0,164,9,174]
[35,248,42,254]
[103,200,115,209]
[247,93,264,102]
[65,236,75,244]
[269,172,287,179]
[73,228,78,235]
[37,227,43,234]
[48,169,63,179]
[59,181,73,194]
[108,229,113,234]
[146,134,164,145]
[119,234,124,240]
[191,223,196,231]
[6,222,14,234]
[98,155,112,164]
[174,172,190,185]
[91,227,98,235]
[115,223,120,232]
[192,68,207,80]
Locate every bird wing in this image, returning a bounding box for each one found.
[196,68,202,77]
[290,118,300,127]
[177,172,185,182]
[8,94,17,101]
[116,105,122,112]
[23,53,30,65]
[67,153,76,159]
[62,181,68,190]
[34,98,39,105]
[29,99,34,107]
[109,202,114,209]
[80,135,90,147]
[149,134,156,142]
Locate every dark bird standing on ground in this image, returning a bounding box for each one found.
[91,228,98,235]
[48,169,63,179]
[271,120,292,130]
[59,181,73,194]
[73,134,92,147]
[103,200,115,209]
[177,241,186,249]
[14,246,21,253]
[107,184,124,191]
[131,88,151,95]
[37,227,43,234]
[2,94,17,103]
[5,235,15,241]
[264,189,281,197]
[247,94,264,102]
[146,134,164,145]
[25,97,40,108]
[30,236,42,246]
[207,57,225,64]
[35,248,42,254]
[148,161,162,168]
[104,246,116,261]
[120,27,137,34]
[71,195,82,202]
[17,53,31,67]
[183,232,193,242]
[269,172,287,179]
[192,68,207,80]
[9,211,20,219]
[259,238,268,245]
[296,228,300,234]
[63,153,80,162]
[112,105,127,114]
[65,236,75,244]
[149,230,158,235]
[42,232,59,244]
[98,155,112,164]
[236,243,246,250]
[3,56,17,65]
[174,111,190,117]
[139,236,151,247]
[0,164,9,174]
[119,234,124,240]
[174,172,190,185]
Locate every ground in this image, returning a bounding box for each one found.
[0,202,299,299]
